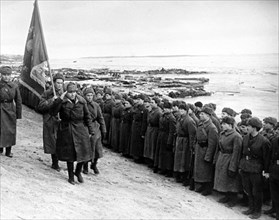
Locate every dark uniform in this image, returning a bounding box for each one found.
[0,66,22,157]
[239,132,271,217]
[37,82,63,170]
[103,97,115,147]
[84,98,106,174]
[143,106,162,162]
[110,101,124,152]
[155,111,176,176]
[173,113,196,183]
[119,105,133,156]
[130,103,145,162]
[269,137,279,220]
[194,118,218,195]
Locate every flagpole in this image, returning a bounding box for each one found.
[34,0,56,97]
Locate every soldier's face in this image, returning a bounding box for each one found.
[221,112,230,119]
[96,93,102,99]
[221,122,231,131]
[247,125,254,134]
[66,91,76,100]
[199,112,209,121]
[85,93,94,102]
[263,122,273,130]
[1,75,11,82]
[54,79,64,90]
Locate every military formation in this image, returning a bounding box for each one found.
[0,66,279,220]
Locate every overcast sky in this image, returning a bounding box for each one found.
[0,0,278,59]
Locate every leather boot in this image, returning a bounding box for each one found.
[83,162,89,174]
[189,178,195,191]
[250,193,262,219]
[5,146,13,158]
[0,148,3,153]
[90,158,99,174]
[226,192,238,207]
[51,154,60,171]
[75,162,84,183]
[67,162,75,185]
[242,197,255,215]
[201,182,212,196]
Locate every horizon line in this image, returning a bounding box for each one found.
[1,52,278,60]
[79,53,278,59]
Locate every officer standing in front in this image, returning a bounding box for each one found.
[0,66,22,157]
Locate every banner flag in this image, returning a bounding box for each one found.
[20,0,49,109]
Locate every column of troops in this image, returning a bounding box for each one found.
[1,67,278,220]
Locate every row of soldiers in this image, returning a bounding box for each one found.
[1,67,278,220]
[87,84,278,220]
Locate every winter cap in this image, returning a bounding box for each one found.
[178,103,189,111]
[163,101,172,109]
[200,106,213,116]
[263,117,277,126]
[240,113,252,120]
[248,117,262,129]
[222,107,237,117]
[53,73,65,82]
[221,116,235,126]
[208,103,216,111]
[0,66,12,75]
[194,101,203,108]
[83,87,95,96]
[241,109,252,115]
[105,88,112,95]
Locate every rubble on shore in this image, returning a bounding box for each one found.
[9,66,212,98]
[54,67,212,98]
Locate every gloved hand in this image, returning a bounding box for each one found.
[227,170,237,178]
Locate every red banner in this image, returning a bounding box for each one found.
[20,0,49,109]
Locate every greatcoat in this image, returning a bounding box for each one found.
[194,118,218,183]
[110,101,124,152]
[130,103,145,158]
[52,95,94,163]
[37,88,62,154]
[143,107,162,160]
[214,129,243,193]
[119,107,133,155]
[0,80,22,148]
[103,99,115,143]
[87,100,106,159]
[154,112,176,170]
[173,114,197,172]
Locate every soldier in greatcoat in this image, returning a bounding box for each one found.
[260,117,277,214]
[94,88,104,112]
[119,98,134,157]
[173,103,197,185]
[37,73,64,171]
[52,82,94,185]
[82,88,106,175]
[130,95,145,163]
[214,116,243,207]
[239,117,271,219]
[143,98,162,168]
[154,101,176,177]
[102,89,115,147]
[110,93,124,153]
[194,106,219,196]
[0,66,22,157]
[266,136,279,220]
